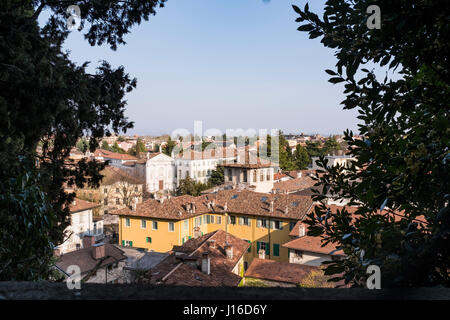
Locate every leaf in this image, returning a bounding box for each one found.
[328,77,345,84]
[297,24,314,32]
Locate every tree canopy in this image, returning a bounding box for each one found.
[0,0,166,279]
[293,0,449,287]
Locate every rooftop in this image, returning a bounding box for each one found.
[244,258,319,285]
[112,190,313,221]
[144,229,249,286]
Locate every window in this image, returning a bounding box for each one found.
[116,198,120,205]
[216,216,222,224]
[210,215,214,224]
[253,170,257,182]
[104,188,108,194]
[141,219,146,229]
[244,261,248,271]
[239,217,250,226]
[116,188,119,193]
[206,215,211,224]
[125,240,133,247]
[229,216,236,225]
[203,215,207,224]
[260,171,264,181]
[125,218,130,227]
[289,222,296,231]
[104,199,108,205]
[257,242,270,255]
[168,222,174,232]
[243,171,248,182]
[246,240,251,253]
[146,237,152,243]
[273,243,280,256]
[195,217,202,227]
[274,220,282,230]
[184,220,189,231]
[257,218,268,228]
[134,187,138,192]
[152,221,158,230]
[267,171,271,181]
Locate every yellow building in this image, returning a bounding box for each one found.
[113,190,313,267]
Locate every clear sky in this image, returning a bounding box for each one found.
[51,0,361,137]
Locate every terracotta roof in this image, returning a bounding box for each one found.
[273,176,316,194]
[145,230,249,286]
[244,258,319,284]
[274,172,288,181]
[112,190,313,221]
[68,198,100,213]
[282,235,345,256]
[100,166,144,185]
[94,149,138,161]
[176,147,236,160]
[55,244,127,275]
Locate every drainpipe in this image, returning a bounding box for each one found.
[268,218,271,260]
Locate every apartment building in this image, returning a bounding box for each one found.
[113,190,313,266]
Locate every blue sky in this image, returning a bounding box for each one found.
[49,0,360,136]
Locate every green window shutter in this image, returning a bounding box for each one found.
[182,237,185,244]
[256,242,260,253]
[146,237,152,243]
[247,240,251,253]
[188,236,192,239]
[121,240,125,246]
[265,243,270,255]
[130,241,133,247]
[273,244,280,256]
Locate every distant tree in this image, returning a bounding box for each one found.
[294,0,450,287]
[323,137,340,155]
[162,137,177,156]
[278,131,296,171]
[117,136,126,142]
[201,141,212,151]
[175,177,209,196]
[294,145,310,170]
[111,142,126,154]
[76,138,89,152]
[128,138,146,156]
[101,141,111,150]
[208,166,224,187]
[305,141,325,158]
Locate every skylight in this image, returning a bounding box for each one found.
[260,196,268,202]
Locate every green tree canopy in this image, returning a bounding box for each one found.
[294,145,310,170]
[0,0,166,279]
[294,0,449,287]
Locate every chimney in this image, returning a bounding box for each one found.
[270,200,274,213]
[191,203,196,213]
[258,249,266,259]
[299,224,306,237]
[225,243,233,260]
[208,239,216,249]
[72,200,77,206]
[92,243,106,260]
[212,148,215,158]
[285,205,289,215]
[201,252,211,275]
[83,235,96,248]
[131,202,137,211]
[224,202,228,212]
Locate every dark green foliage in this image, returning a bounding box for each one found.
[175,177,210,197]
[294,145,310,169]
[162,137,177,156]
[208,166,224,187]
[0,158,60,281]
[0,0,165,279]
[293,0,450,287]
[128,138,146,156]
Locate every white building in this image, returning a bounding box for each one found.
[174,148,236,186]
[145,152,176,192]
[55,198,102,255]
[283,221,345,266]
